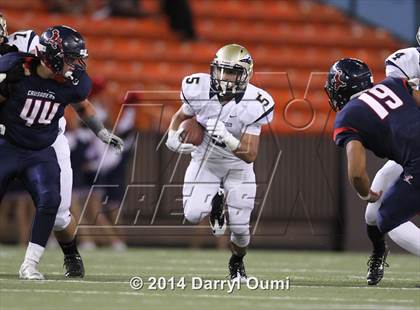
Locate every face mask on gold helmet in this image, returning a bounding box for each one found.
[417,26,420,46]
[210,44,253,99]
[0,14,7,39]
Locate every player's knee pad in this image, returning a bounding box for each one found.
[365,202,380,225]
[377,162,401,180]
[184,207,203,224]
[53,210,71,231]
[230,232,250,248]
[37,191,61,215]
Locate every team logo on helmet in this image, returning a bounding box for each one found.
[333,70,347,91]
[240,55,252,64]
[46,29,63,50]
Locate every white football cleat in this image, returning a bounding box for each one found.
[19,263,45,280]
[230,273,248,284]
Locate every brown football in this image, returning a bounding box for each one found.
[179,118,205,146]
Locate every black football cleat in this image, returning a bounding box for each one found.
[366,248,389,285]
[64,254,85,278]
[209,188,227,236]
[229,259,247,283]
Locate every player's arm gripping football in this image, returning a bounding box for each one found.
[346,140,382,203]
[165,106,196,154]
[232,133,259,163]
[206,117,259,163]
[71,99,124,152]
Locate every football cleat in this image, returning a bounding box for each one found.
[229,259,247,283]
[209,188,227,236]
[366,247,389,285]
[19,262,45,280]
[64,254,85,278]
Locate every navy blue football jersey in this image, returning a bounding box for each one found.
[334,77,420,173]
[0,53,91,150]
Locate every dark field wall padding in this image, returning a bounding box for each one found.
[107,132,345,250]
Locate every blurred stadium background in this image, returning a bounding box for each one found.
[0,0,418,253]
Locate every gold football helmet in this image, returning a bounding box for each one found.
[0,13,7,38]
[417,26,420,45]
[210,44,253,97]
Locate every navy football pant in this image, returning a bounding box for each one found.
[0,137,61,247]
[377,177,420,233]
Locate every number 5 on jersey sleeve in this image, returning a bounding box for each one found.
[186,76,200,84]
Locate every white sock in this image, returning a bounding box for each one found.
[388,221,420,256]
[23,242,45,266]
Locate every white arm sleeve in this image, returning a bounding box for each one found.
[385,47,420,80]
[181,103,195,116]
[244,123,262,135]
[7,30,39,54]
[179,73,208,116]
[180,89,195,116]
[242,89,275,136]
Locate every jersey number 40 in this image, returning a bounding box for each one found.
[20,98,60,126]
[359,84,403,120]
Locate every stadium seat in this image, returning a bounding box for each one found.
[0,0,403,134]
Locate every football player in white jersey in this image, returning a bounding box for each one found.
[166,44,275,281]
[1,15,123,279]
[0,14,38,55]
[363,27,420,285]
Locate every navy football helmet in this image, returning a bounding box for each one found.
[37,25,88,84]
[325,58,373,111]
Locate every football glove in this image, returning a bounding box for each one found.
[206,118,240,151]
[97,128,124,153]
[165,128,196,154]
[0,60,25,83]
[0,43,18,56]
[408,78,420,91]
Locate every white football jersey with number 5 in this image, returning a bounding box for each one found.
[180,73,275,163]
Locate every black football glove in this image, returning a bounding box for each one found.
[0,43,18,56]
[0,58,25,97]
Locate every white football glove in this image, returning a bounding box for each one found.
[98,128,124,153]
[165,128,196,154]
[408,78,420,90]
[206,118,240,151]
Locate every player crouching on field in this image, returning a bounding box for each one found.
[363,27,420,261]
[325,58,420,286]
[165,44,275,282]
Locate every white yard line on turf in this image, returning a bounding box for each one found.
[289,304,418,310]
[1,267,418,275]
[0,281,419,291]
[0,288,417,305]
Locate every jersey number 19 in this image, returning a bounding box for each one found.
[359,84,403,120]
